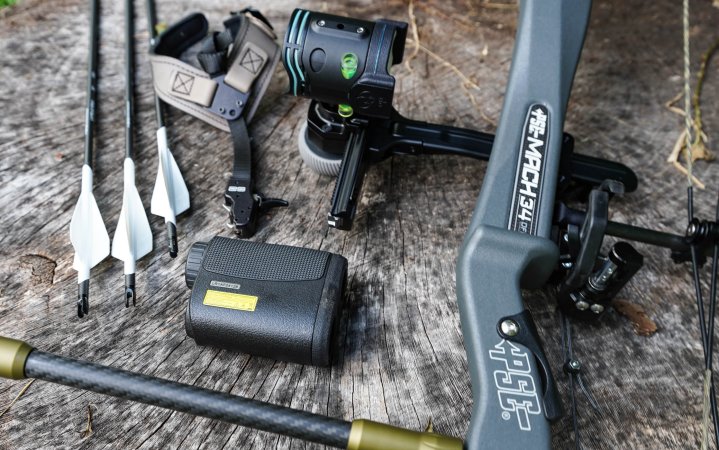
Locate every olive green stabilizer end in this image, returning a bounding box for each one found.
[0,336,33,380]
[347,419,464,450]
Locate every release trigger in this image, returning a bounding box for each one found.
[257,196,289,211]
[224,179,287,238]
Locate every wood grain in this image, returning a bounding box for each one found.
[0,0,718,449]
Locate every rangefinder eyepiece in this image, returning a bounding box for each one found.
[283,9,408,119]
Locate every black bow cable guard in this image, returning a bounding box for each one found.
[3,1,719,449]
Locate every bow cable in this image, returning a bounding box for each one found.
[683,1,719,447]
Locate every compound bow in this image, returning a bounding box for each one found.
[1,1,718,450]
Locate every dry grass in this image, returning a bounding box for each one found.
[0,380,35,419]
[402,0,496,125]
[665,36,719,189]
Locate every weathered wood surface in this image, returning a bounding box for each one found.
[0,0,718,448]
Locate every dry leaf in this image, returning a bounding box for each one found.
[613,299,658,336]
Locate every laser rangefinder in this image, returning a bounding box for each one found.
[185,236,347,366]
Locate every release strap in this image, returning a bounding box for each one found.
[149,10,280,132]
[149,10,287,237]
[223,118,288,237]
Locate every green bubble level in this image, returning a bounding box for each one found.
[341,53,358,79]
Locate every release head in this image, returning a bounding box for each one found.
[0,336,33,380]
[283,9,407,119]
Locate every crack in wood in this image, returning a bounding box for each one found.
[18,254,57,286]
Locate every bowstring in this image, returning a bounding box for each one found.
[560,313,581,450]
[682,0,694,185]
[706,195,719,449]
[560,313,600,450]
[683,1,719,447]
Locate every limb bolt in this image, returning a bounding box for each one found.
[500,320,520,337]
[576,300,590,311]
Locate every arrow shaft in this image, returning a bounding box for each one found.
[146,0,165,128]
[125,0,135,160]
[72,0,110,317]
[84,0,99,167]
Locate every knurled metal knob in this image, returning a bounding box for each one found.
[184,241,208,288]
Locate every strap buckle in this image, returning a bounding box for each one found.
[224,178,288,237]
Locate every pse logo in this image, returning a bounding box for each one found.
[508,104,549,235]
[488,339,542,431]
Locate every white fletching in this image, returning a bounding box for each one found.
[112,158,153,274]
[70,164,110,282]
[151,126,189,225]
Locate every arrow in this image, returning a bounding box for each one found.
[147,0,189,258]
[150,126,189,258]
[111,159,152,305]
[70,0,110,318]
[111,0,152,306]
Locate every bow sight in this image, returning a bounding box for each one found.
[283,8,639,230]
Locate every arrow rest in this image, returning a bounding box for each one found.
[551,181,719,321]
